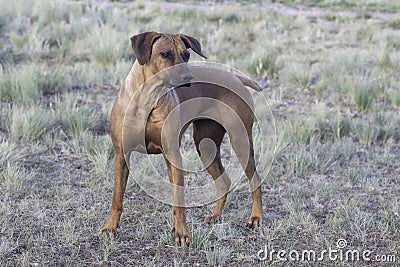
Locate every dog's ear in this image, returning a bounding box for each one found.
[178,34,207,59]
[130,31,161,65]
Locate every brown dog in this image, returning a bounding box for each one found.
[100,31,263,246]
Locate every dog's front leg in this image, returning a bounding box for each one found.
[163,152,190,246]
[100,151,129,234]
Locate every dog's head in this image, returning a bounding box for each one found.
[130,31,207,87]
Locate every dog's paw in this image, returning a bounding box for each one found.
[98,227,116,237]
[174,225,190,246]
[99,219,119,236]
[204,214,221,224]
[246,214,262,228]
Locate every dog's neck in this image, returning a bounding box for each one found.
[124,61,158,97]
[125,61,144,95]
[122,60,167,110]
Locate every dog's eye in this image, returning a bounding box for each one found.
[161,52,171,59]
[183,51,190,61]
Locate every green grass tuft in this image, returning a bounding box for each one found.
[9,31,29,50]
[53,93,100,136]
[389,90,400,108]
[352,120,377,146]
[88,25,126,67]
[246,50,283,79]
[1,163,34,198]
[282,63,313,89]
[351,81,375,113]
[0,141,24,170]
[10,107,50,144]
[284,118,315,145]
[315,112,352,141]
[0,65,40,107]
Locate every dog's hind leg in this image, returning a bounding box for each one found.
[193,120,231,223]
[229,127,263,228]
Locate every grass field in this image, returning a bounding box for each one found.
[0,0,399,266]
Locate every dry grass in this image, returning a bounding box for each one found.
[0,0,399,266]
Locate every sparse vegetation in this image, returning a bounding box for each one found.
[10,106,50,144]
[0,0,399,266]
[246,49,283,79]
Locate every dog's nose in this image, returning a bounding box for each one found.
[181,72,193,82]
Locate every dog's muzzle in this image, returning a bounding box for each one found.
[181,72,193,82]
[161,64,193,88]
[179,71,193,87]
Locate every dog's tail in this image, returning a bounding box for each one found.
[236,75,263,91]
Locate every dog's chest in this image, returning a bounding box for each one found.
[148,92,177,125]
[144,92,178,153]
